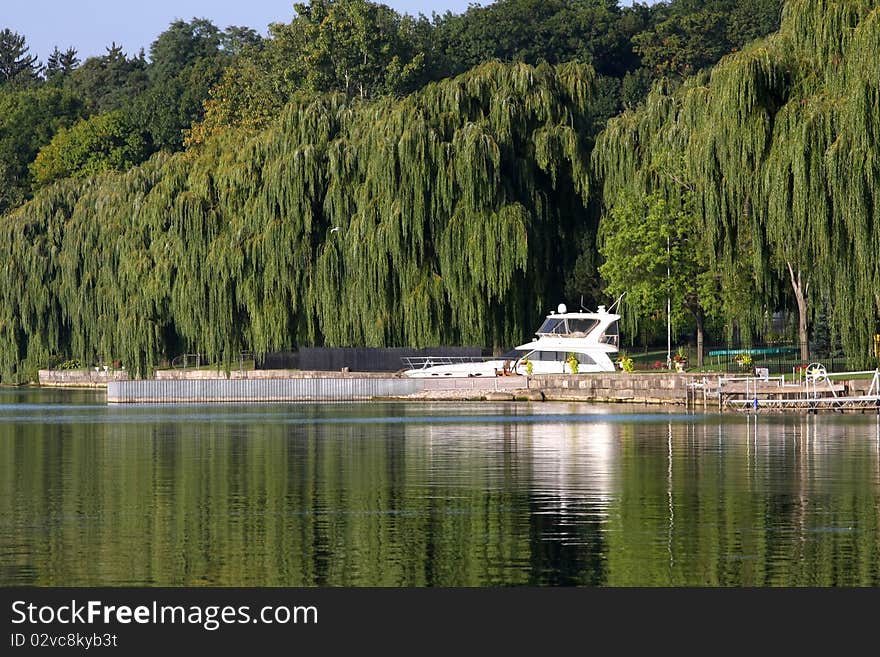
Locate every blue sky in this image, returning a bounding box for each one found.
[4,1,655,63]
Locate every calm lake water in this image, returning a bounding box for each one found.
[1,388,879,586]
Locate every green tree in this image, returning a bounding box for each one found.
[45,47,80,82]
[631,0,782,80]
[620,67,653,109]
[188,50,290,143]
[633,10,731,78]
[148,18,222,82]
[129,57,226,151]
[290,0,426,98]
[126,19,234,151]
[1,62,601,379]
[726,0,783,47]
[598,192,718,366]
[192,0,428,140]
[433,0,638,78]
[66,43,149,114]
[0,86,83,213]
[0,28,41,87]
[594,0,880,364]
[219,26,263,55]
[564,229,603,311]
[30,111,149,186]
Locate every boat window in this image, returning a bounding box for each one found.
[527,351,596,365]
[537,318,565,335]
[565,319,599,336]
[600,320,619,347]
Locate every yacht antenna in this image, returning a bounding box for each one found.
[607,293,625,314]
[580,295,587,312]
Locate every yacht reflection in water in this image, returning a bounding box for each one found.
[422,408,621,550]
[524,419,619,566]
[525,420,618,504]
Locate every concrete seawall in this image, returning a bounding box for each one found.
[106,370,877,405]
[106,372,701,404]
[532,373,704,403]
[38,369,129,387]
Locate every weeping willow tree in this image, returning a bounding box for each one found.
[0,61,604,381]
[593,0,880,364]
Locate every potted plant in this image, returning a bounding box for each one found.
[618,353,634,373]
[673,347,688,372]
[566,353,579,374]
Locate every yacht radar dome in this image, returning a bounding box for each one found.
[557,303,567,314]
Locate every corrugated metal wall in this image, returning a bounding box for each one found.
[108,378,422,403]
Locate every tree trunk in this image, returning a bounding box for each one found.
[787,262,809,362]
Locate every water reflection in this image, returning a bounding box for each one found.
[1,391,879,586]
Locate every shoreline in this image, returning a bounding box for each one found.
[84,370,707,405]
[29,367,878,411]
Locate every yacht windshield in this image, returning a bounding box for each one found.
[537,317,599,336]
[600,320,619,347]
[566,319,599,336]
[537,318,566,335]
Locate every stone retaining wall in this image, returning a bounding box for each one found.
[38,369,129,387]
[418,376,527,391]
[528,373,705,403]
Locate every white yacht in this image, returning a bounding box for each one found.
[402,302,620,377]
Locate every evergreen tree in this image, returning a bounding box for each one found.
[0,28,41,86]
[46,47,62,75]
[59,47,80,74]
[45,47,80,81]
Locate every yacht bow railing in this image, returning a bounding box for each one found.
[401,356,494,370]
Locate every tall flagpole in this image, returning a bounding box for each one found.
[666,235,671,370]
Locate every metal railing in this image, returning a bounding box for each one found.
[171,353,203,369]
[400,356,489,370]
[689,366,880,413]
[675,342,879,375]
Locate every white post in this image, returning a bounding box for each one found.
[666,236,672,370]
